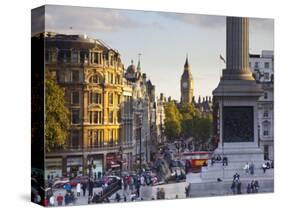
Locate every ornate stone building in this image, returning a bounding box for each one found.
[180,55,194,104]
[250,51,274,160]
[124,59,157,165]
[45,33,133,178]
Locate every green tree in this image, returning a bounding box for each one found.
[164,102,182,140]
[45,70,70,152]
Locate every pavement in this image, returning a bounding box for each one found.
[50,180,190,206]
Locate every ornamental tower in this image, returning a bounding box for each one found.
[180,54,194,104]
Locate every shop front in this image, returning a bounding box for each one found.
[45,158,63,180]
[66,156,83,178]
[87,155,103,179]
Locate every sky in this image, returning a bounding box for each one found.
[35,5,274,101]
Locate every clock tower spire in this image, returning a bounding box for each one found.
[181,54,194,104]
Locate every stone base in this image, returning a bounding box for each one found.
[188,177,274,197]
[201,144,265,180]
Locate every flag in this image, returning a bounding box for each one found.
[219,54,226,64]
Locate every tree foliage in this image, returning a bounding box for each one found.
[164,101,213,150]
[45,70,70,152]
[164,102,182,140]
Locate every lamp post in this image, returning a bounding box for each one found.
[137,114,142,174]
[258,124,260,148]
[119,146,123,177]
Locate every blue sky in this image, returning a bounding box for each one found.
[42,5,274,101]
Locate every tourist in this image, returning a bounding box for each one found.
[222,157,228,166]
[76,182,81,197]
[49,195,55,206]
[254,180,259,193]
[56,193,63,206]
[247,183,251,194]
[249,162,255,175]
[262,162,267,173]
[231,181,236,194]
[82,182,87,196]
[233,173,240,183]
[237,181,242,194]
[244,162,250,174]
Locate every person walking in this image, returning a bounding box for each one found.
[76,182,81,197]
[249,162,255,175]
[262,163,267,173]
[49,195,55,206]
[56,193,64,206]
[244,162,250,175]
[82,182,87,197]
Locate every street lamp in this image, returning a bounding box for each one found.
[119,146,123,177]
[137,114,142,174]
[258,124,261,148]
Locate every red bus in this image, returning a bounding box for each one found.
[174,151,212,171]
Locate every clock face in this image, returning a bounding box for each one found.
[182,82,188,88]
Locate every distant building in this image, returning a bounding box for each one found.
[124,59,157,164]
[250,50,274,160]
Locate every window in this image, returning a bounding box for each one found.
[90,92,102,104]
[263,121,270,136]
[70,131,79,148]
[110,55,114,66]
[108,93,114,105]
[94,52,99,64]
[71,109,80,124]
[71,71,80,82]
[254,62,259,68]
[71,51,78,64]
[108,111,114,123]
[264,73,269,80]
[264,92,268,99]
[89,74,101,84]
[116,75,121,84]
[263,110,269,118]
[264,62,270,69]
[90,111,102,124]
[71,91,80,104]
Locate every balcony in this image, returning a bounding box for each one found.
[47,143,133,156]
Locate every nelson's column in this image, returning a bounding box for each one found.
[187,17,273,197]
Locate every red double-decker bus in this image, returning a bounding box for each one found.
[174,151,212,171]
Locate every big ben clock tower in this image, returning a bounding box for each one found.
[181,55,194,104]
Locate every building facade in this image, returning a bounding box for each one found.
[45,33,133,178]
[250,50,274,160]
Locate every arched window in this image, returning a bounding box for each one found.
[89,74,101,84]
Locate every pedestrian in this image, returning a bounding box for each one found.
[244,162,250,174]
[237,182,242,194]
[64,193,70,206]
[233,173,240,183]
[88,180,94,197]
[249,162,255,175]
[185,185,190,197]
[43,197,49,207]
[57,193,64,206]
[82,182,87,196]
[231,181,236,194]
[115,193,121,202]
[76,182,81,197]
[222,157,228,166]
[262,163,267,173]
[254,180,259,193]
[49,195,55,206]
[247,183,251,194]
[250,180,255,193]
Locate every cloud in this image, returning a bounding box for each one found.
[161,12,225,28]
[250,17,274,32]
[44,5,143,34]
